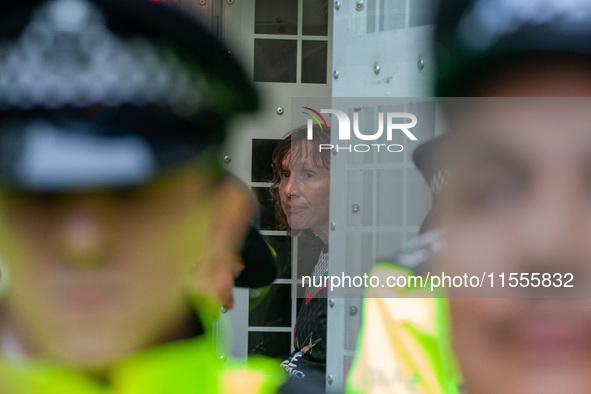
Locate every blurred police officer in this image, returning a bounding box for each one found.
[0,1,281,393]
[414,1,591,393]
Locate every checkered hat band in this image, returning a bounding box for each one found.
[0,0,210,112]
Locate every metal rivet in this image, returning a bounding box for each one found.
[373,63,380,75]
[334,1,340,10]
[223,155,231,164]
[220,306,228,314]
[276,106,284,115]
[355,0,364,11]
[417,57,425,70]
[333,69,339,79]
[350,306,358,316]
[219,355,227,363]
[327,374,334,385]
[227,0,234,4]
[328,298,335,308]
[352,203,360,214]
[330,222,336,231]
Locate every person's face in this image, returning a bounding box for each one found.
[279,141,330,242]
[0,166,251,371]
[190,177,252,312]
[438,61,591,393]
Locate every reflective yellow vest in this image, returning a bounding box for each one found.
[347,263,462,394]
[0,335,285,394]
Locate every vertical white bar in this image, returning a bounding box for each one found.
[228,288,250,358]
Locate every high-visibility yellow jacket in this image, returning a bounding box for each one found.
[0,335,285,394]
[346,263,462,394]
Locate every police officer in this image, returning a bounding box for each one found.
[0,1,281,392]
[415,1,591,393]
